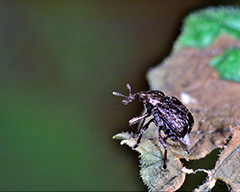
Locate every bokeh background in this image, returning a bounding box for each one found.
[0,1,238,191]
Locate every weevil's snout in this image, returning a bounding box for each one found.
[138,93,148,104]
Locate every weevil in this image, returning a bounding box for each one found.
[113,84,194,169]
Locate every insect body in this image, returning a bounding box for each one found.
[113,84,194,169]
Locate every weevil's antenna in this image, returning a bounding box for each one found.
[112,84,132,97]
[112,91,127,98]
[126,84,131,95]
[112,84,136,105]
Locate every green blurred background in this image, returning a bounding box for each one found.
[0,1,237,191]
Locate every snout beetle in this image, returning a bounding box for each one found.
[113,84,194,169]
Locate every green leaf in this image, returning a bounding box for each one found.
[113,130,187,191]
[209,48,240,82]
[175,7,240,50]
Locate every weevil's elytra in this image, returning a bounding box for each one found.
[113,84,194,169]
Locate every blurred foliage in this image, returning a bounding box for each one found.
[175,7,240,50]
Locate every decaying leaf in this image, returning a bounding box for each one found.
[147,35,240,160]
[194,126,240,191]
[113,132,187,192]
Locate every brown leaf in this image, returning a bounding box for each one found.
[113,131,187,192]
[188,111,231,160]
[147,35,240,160]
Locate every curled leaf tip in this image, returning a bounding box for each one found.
[112,132,132,140]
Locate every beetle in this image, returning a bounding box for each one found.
[113,84,194,169]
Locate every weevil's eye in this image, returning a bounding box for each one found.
[139,93,148,104]
[139,93,145,99]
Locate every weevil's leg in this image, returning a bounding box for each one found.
[133,119,153,149]
[129,117,145,139]
[129,112,150,126]
[163,135,168,141]
[137,117,145,132]
[158,129,168,169]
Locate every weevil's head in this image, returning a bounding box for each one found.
[113,85,166,107]
[138,90,166,106]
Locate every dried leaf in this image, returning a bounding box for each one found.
[147,35,240,161]
[113,132,187,192]
[188,112,231,160]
